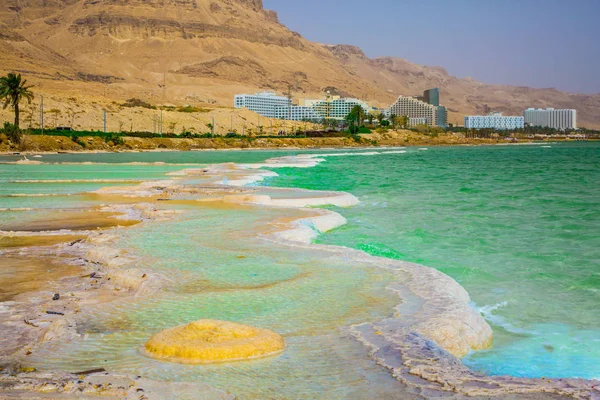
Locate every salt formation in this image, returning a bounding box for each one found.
[145,320,284,364]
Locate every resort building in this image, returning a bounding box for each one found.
[234,91,369,121]
[464,113,524,130]
[436,106,448,128]
[275,105,322,121]
[523,108,577,130]
[388,96,438,126]
[423,88,440,107]
[409,117,428,127]
[234,91,291,119]
[306,97,370,121]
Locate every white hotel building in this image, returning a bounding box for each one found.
[523,108,577,130]
[464,113,524,130]
[234,91,291,119]
[234,91,371,121]
[307,97,370,121]
[275,105,321,121]
[388,96,437,126]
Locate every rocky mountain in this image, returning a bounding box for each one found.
[1,0,599,128]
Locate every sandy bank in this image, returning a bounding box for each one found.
[0,131,520,155]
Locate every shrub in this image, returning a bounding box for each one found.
[71,135,86,147]
[177,105,210,113]
[104,134,124,146]
[1,122,22,143]
[352,134,362,143]
[122,98,156,109]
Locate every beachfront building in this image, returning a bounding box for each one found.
[388,96,438,126]
[436,106,448,128]
[275,105,322,121]
[523,108,577,130]
[409,117,428,127]
[234,91,291,119]
[234,91,370,121]
[423,88,440,107]
[307,97,370,121]
[464,113,524,130]
[422,88,448,128]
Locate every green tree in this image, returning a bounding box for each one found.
[376,112,385,124]
[389,113,396,128]
[367,113,374,126]
[398,115,409,129]
[346,105,365,127]
[0,73,34,128]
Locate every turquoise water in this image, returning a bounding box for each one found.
[267,143,600,379]
[24,205,408,399]
[3,144,599,392]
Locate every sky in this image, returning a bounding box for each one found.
[263,0,600,95]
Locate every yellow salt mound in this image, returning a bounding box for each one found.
[144,320,284,364]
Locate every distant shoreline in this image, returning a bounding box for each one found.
[0,131,553,155]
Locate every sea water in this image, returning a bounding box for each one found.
[22,204,411,399]
[267,142,600,379]
[2,144,598,395]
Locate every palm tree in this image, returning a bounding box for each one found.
[0,73,34,128]
[367,113,374,126]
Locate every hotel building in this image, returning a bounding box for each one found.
[464,113,524,130]
[423,88,440,107]
[275,105,321,121]
[409,117,428,127]
[307,97,370,121]
[388,96,438,126]
[523,108,577,130]
[234,91,371,121]
[234,91,291,119]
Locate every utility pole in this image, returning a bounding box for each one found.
[163,72,166,102]
[230,114,233,132]
[212,116,215,136]
[40,96,44,133]
[160,109,163,136]
[103,109,107,133]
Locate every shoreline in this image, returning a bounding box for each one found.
[1,151,598,398]
[0,131,540,156]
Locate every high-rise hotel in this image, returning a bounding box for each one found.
[523,108,577,130]
[388,96,438,126]
[388,88,447,127]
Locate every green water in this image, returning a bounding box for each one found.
[24,205,409,399]
[2,144,599,394]
[267,143,600,379]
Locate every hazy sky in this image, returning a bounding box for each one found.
[263,0,600,94]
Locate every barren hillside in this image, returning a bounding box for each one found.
[1,0,598,129]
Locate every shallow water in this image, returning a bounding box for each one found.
[0,255,82,302]
[25,205,412,398]
[268,142,600,379]
[2,144,598,396]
